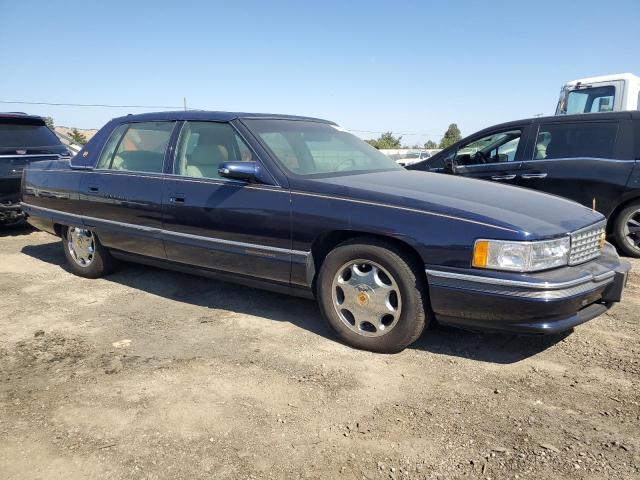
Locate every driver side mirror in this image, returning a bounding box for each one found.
[218,161,258,182]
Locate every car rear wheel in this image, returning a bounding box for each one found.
[62,226,116,278]
[613,202,640,258]
[317,238,428,353]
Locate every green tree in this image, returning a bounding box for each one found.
[423,140,438,149]
[439,124,461,149]
[43,116,55,129]
[366,131,402,149]
[69,128,88,145]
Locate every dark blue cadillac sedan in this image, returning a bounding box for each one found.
[21,111,631,352]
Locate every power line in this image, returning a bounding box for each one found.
[347,128,444,137]
[0,99,444,137]
[0,100,185,109]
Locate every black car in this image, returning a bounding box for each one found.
[0,113,70,224]
[408,112,640,257]
[21,111,629,353]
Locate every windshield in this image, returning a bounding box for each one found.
[0,118,62,148]
[557,85,616,115]
[244,119,403,177]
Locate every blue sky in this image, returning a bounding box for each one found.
[1,0,639,145]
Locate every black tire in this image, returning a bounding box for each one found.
[316,237,429,353]
[62,226,117,278]
[613,201,640,258]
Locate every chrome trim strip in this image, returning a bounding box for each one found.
[24,169,286,193]
[21,203,309,257]
[161,229,306,256]
[571,219,607,236]
[459,157,636,169]
[593,271,616,282]
[525,157,636,164]
[0,153,65,159]
[291,191,519,233]
[424,268,600,290]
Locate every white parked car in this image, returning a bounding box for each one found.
[396,151,431,167]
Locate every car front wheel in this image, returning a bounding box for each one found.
[317,238,428,353]
[613,202,640,258]
[62,226,116,278]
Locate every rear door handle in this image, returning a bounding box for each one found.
[520,173,548,179]
[88,185,100,193]
[169,194,185,204]
[491,174,517,181]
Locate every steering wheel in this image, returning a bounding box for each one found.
[473,150,490,164]
[335,158,356,171]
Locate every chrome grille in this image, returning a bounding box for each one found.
[569,223,605,265]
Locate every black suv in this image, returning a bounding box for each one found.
[0,113,70,225]
[408,112,640,257]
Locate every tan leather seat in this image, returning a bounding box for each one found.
[181,125,233,178]
[185,144,228,178]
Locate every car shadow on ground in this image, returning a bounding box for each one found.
[22,240,569,365]
[0,223,33,237]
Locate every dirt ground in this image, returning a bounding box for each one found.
[1,226,638,480]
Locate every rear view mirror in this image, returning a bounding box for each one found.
[218,161,258,182]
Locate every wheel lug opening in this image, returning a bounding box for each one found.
[360,322,376,333]
[341,268,352,282]
[335,286,345,304]
[377,269,392,286]
[381,314,394,327]
[340,309,356,326]
[387,291,398,310]
[356,263,372,274]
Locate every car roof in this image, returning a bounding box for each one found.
[0,112,46,122]
[470,111,640,138]
[110,110,337,125]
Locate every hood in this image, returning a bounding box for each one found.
[303,170,604,240]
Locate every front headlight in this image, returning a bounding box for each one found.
[473,237,570,272]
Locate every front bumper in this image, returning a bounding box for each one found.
[426,243,631,334]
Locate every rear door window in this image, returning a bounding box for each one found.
[96,122,174,173]
[532,122,618,160]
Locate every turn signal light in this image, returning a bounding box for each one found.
[472,240,489,268]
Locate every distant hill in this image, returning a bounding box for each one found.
[54,126,98,146]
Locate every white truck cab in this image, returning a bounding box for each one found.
[556,73,640,115]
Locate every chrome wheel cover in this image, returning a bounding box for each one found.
[331,260,402,337]
[623,209,640,252]
[67,227,95,267]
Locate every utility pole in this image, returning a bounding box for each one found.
[183,97,187,111]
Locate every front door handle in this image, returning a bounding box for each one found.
[169,194,185,204]
[520,173,548,179]
[88,185,100,193]
[491,174,517,181]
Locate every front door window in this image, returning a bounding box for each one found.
[174,121,254,179]
[454,130,522,166]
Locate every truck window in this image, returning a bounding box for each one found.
[565,86,615,114]
[533,122,618,160]
[96,122,174,173]
[174,121,253,179]
[454,130,522,165]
